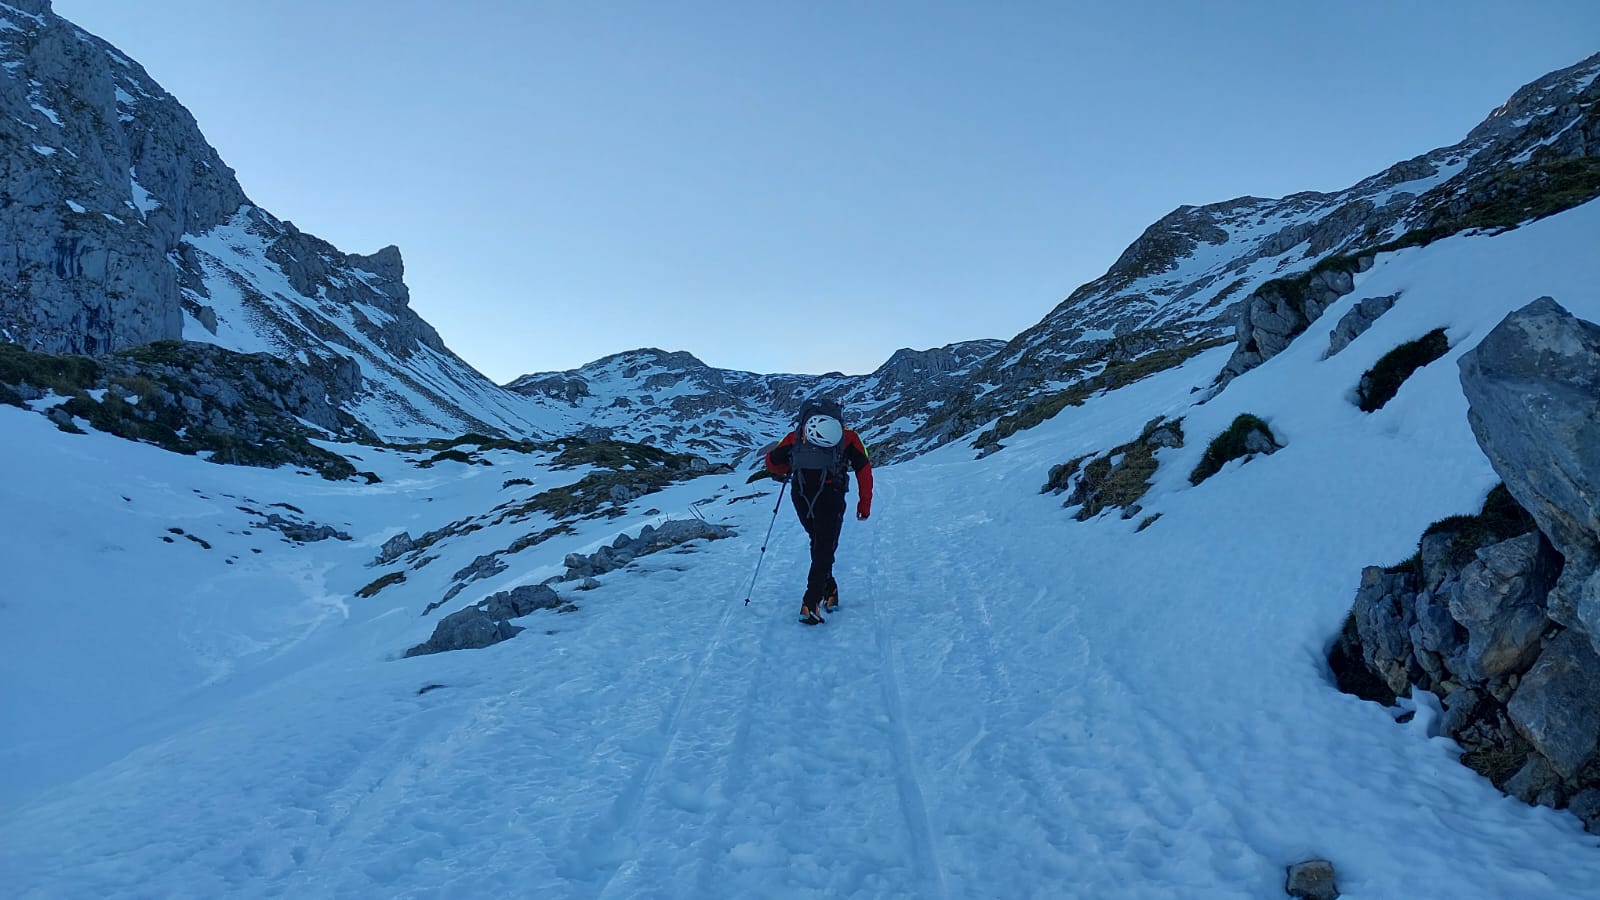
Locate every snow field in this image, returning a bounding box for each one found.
[3,200,1600,897]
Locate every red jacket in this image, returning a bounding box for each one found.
[766,428,874,516]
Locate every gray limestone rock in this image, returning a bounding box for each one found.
[258,513,351,544]
[403,611,521,659]
[479,584,562,620]
[374,532,415,566]
[0,4,245,356]
[1326,294,1400,358]
[1459,298,1600,648]
[1285,859,1339,900]
[1504,754,1563,805]
[1220,263,1364,383]
[404,584,563,658]
[560,519,734,581]
[1568,788,1600,834]
[1446,532,1560,681]
[451,553,508,585]
[1351,566,1421,696]
[1507,630,1600,780]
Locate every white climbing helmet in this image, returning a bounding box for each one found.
[802,414,843,448]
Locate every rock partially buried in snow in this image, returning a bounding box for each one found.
[403,584,564,658]
[560,519,733,581]
[1326,293,1399,357]
[1285,859,1339,900]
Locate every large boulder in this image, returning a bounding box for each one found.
[1459,297,1600,649]
[404,584,564,658]
[1507,629,1600,780]
[1445,532,1561,681]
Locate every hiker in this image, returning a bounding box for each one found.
[765,398,873,624]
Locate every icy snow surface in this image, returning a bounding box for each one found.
[2,200,1600,898]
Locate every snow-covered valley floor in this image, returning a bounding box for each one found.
[4,201,1600,898]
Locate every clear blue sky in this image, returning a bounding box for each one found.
[52,1,1600,382]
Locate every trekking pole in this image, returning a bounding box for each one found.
[743,481,787,606]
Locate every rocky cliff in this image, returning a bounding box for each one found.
[0,0,554,440]
[1332,298,1600,832]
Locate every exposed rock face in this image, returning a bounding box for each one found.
[1220,263,1366,381]
[1,3,548,440]
[1508,630,1600,780]
[374,532,415,566]
[1326,294,1400,358]
[404,584,565,658]
[1459,298,1600,648]
[0,339,371,478]
[0,0,245,355]
[1448,532,1559,681]
[559,519,734,581]
[1333,300,1600,831]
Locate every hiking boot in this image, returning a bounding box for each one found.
[799,599,825,625]
[823,580,839,613]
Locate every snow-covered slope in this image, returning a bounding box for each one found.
[898,52,1600,455]
[5,198,1599,898]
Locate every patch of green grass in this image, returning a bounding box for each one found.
[1189,414,1276,485]
[114,339,192,368]
[1367,158,1600,257]
[356,571,406,598]
[1455,157,1600,232]
[1420,483,1539,570]
[1357,329,1449,412]
[0,343,101,395]
[552,439,680,471]
[1460,743,1530,790]
[1064,418,1183,519]
[1075,444,1159,520]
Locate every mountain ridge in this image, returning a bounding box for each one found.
[3,4,1596,466]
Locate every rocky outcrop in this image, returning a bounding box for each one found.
[403,584,567,658]
[1326,294,1399,358]
[0,0,245,355]
[1217,259,1371,384]
[558,519,735,581]
[1048,417,1183,522]
[1459,298,1600,649]
[0,339,370,478]
[1331,299,1600,832]
[1,4,548,441]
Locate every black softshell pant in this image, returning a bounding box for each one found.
[792,481,846,606]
